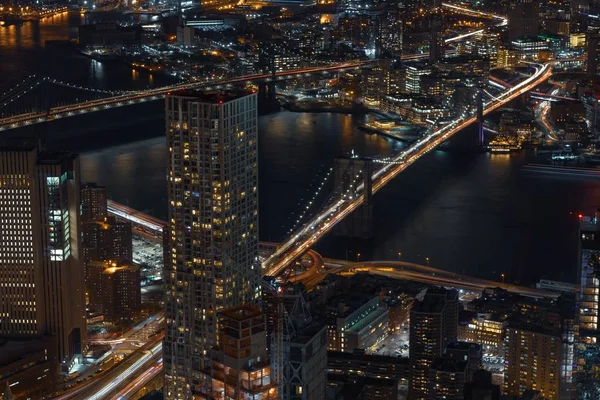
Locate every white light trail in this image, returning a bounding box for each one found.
[85,343,161,400]
[445,29,484,43]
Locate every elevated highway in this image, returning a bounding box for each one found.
[301,258,560,299]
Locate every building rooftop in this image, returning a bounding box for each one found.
[412,287,456,314]
[220,304,263,321]
[168,89,255,104]
[506,316,560,337]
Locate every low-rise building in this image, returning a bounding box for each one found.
[201,305,277,399]
[328,295,389,352]
[0,336,58,399]
[458,312,506,350]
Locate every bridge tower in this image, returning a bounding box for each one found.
[333,156,373,239]
[477,88,484,147]
[267,43,277,100]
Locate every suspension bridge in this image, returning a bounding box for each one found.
[0,61,371,131]
[262,62,553,277]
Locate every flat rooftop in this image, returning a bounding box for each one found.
[220,304,263,320]
[168,89,255,104]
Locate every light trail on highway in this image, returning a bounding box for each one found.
[263,63,553,277]
[112,359,163,400]
[315,259,560,298]
[85,342,162,400]
[441,2,508,25]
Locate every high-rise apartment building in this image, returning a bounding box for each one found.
[82,216,132,265]
[0,147,86,372]
[429,17,444,64]
[409,287,458,399]
[81,183,108,221]
[504,320,562,399]
[163,90,261,398]
[87,260,141,322]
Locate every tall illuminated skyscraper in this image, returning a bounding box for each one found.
[163,90,261,398]
[0,147,86,372]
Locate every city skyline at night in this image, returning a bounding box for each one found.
[2,0,600,398]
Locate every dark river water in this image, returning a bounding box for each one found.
[3,13,600,285]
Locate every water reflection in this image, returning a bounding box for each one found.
[0,11,176,92]
[77,110,600,284]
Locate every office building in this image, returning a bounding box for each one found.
[426,342,481,399]
[81,183,107,221]
[406,63,432,94]
[201,305,277,399]
[87,260,141,322]
[545,18,570,36]
[581,91,600,139]
[409,287,458,399]
[327,348,407,399]
[511,36,549,59]
[504,320,562,399]
[163,90,261,398]
[327,374,399,399]
[443,341,483,381]
[428,357,468,399]
[269,285,327,400]
[508,0,540,42]
[327,349,409,384]
[0,147,86,373]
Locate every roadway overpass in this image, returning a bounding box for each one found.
[302,258,560,299]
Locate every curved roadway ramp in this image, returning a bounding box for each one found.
[299,258,560,299]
